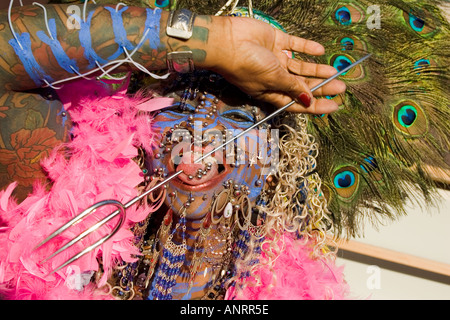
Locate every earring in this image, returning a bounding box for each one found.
[187,210,213,293]
[150,207,187,300]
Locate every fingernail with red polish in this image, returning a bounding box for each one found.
[297,93,311,107]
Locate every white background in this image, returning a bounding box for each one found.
[336,188,450,300]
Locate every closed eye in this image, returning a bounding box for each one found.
[221,109,254,123]
[167,102,196,114]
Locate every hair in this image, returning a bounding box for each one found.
[230,110,336,292]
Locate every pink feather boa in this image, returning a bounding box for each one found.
[0,78,349,300]
[226,234,350,300]
[0,78,172,299]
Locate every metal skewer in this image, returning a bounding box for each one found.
[34,53,372,275]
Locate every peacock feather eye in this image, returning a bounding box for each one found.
[397,105,417,127]
[337,36,367,51]
[414,58,430,69]
[340,37,354,50]
[392,101,428,136]
[402,10,437,36]
[332,167,359,200]
[359,156,383,181]
[154,0,170,8]
[332,3,365,25]
[413,57,439,75]
[330,54,364,80]
[334,170,355,188]
[409,14,425,32]
[360,156,377,173]
[335,6,352,25]
[413,57,437,75]
[332,55,352,74]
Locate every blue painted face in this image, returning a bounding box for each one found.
[148,91,275,220]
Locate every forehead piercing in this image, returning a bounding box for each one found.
[192,88,199,100]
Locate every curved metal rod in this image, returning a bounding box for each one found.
[40,200,126,276]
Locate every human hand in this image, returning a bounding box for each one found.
[202,16,346,114]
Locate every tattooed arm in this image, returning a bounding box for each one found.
[0,3,343,110]
[0,4,197,200]
[0,4,189,90]
[0,89,69,201]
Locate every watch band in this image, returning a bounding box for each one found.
[166,9,196,40]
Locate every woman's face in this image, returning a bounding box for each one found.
[149,90,276,220]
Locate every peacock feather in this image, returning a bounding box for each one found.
[301,0,450,236]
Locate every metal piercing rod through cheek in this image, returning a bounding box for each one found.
[34,53,372,276]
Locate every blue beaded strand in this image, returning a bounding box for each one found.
[150,215,187,300]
